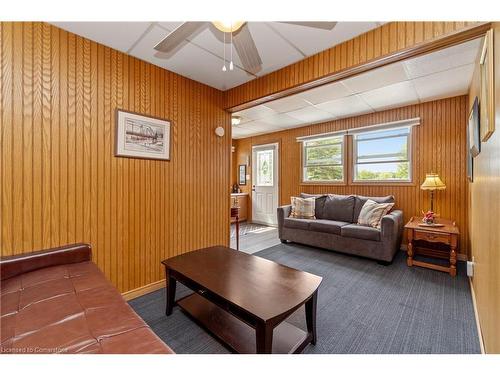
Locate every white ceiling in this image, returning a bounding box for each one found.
[51,22,382,90]
[232,38,482,139]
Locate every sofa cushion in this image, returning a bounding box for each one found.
[341,224,381,241]
[323,194,355,222]
[290,196,316,219]
[353,195,395,222]
[283,217,313,230]
[309,220,350,235]
[357,199,394,228]
[300,193,327,219]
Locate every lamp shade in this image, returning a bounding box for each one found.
[420,173,446,190]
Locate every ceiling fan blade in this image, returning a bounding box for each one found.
[154,22,206,53]
[280,22,337,30]
[232,24,263,75]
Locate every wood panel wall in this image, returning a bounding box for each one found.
[232,96,469,256]
[224,22,478,110]
[468,24,500,354]
[0,22,231,293]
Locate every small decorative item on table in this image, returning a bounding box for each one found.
[419,211,445,227]
[422,210,435,225]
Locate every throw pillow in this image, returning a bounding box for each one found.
[290,196,316,219]
[357,199,394,228]
[323,194,355,222]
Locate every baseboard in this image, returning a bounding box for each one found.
[399,245,468,261]
[469,277,486,354]
[122,279,165,301]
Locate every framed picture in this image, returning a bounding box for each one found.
[115,109,171,160]
[479,29,495,142]
[238,164,247,185]
[468,96,480,157]
[466,127,474,182]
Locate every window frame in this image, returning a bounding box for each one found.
[301,135,346,185]
[351,126,413,184]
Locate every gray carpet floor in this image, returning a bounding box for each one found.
[129,243,480,354]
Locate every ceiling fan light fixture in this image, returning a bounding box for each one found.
[212,21,245,33]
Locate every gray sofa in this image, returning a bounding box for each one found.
[277,193,404,263]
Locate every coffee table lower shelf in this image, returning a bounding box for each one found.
[177,293,310,354]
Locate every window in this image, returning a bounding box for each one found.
[302,136,344,183]
[353,127,411,182]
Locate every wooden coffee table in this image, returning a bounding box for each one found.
[161,246,322,354]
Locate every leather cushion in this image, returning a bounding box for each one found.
[341,224,381,241]
[0,261,174,354]
[309,220,350,235]
[323,194,355,222]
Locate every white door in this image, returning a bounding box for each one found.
[252,143,279,226]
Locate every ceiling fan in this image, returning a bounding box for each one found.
[154,22,337,75]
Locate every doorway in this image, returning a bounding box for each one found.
[251,143,279,226]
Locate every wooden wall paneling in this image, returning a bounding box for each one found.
[468,23,500,354]
[0,22,231,294]
[1,23,13,254]
[12,23,23,253]
[233,96,469,256]
[224,22,484,111]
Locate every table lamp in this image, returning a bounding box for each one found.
[420,173,446,212]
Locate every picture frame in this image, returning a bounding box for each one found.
[115,109,171,161]
[468,96,480,157]
[238,164,247,185]
[466,128,474,183]
[479,29,495,142]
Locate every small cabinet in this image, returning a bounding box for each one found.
[231,193,248,223]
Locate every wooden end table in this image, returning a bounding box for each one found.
[404,217,460,276]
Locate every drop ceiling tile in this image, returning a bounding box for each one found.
[265,94,310,113]
[231,126,254,139]
[287,106,335,123]
[242,121,281,133]
[359,81,419,111]
[412,64,475,102]
[404,38,482,79]
[316,95,374,118]
[259,113,303,127]
[233,122,284,138]
[156,22,185,32]
[185,24,248,72]
[232,114,253,124]
[342,62,409,93]
[129,25,248,90]
[52,22,152,53]
[268,22,380,56]
[239,105,277,121]
[245,23,304,76]
[298,82,353,105]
